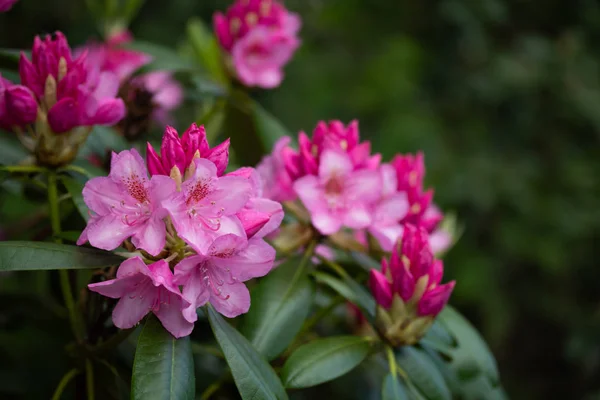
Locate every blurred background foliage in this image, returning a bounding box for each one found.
[1,0,600,399]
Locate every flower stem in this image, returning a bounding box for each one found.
[85,359,95,400]
[48,171,85,342]
[51,368,80,400]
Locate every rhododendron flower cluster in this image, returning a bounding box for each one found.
[82,124,282,338]
[0,0,18,12]
[369,224,455,346]
[257,119,452,254]
[79,30,183,128]
[1,31,126,166]
[214,0,301,88]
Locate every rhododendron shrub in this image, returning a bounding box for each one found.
[0,3,502,399]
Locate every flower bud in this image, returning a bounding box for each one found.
[147,123,230,178]
[0,76,37,130]
[370,224,455,347]
[237,208,271,238]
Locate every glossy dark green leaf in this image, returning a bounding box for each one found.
[61,176,89,222]
[396,346,451,400]
[382,373,409,400]
[281,336,372,389]
[132,315,195,400]
[438,306,499,382]
[207,305,288,400]
[312,271,376,322]
[242,256,314,360]
[0,241,124,271]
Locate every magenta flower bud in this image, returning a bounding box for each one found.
[161,126,187,174]
[0,76,37,130]
[417,281,456,317]
[237,208,271,238]
[0,0,19,12]
[392,152,426,193]
[205,138,230,176]
[146,142,167,176]
[147,124,231,178]
[213,0,301,88]
[369,269,393,309]
[372,224,455,346]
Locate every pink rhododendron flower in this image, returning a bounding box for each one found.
[391,152,434,225]
[77,149,175,256]
[294,149,381,235]
[213,0,301,88]
[79,30,182,124]
[228,167,284,239]
[256,136,296,202]
[367,164,410,252]
[0,0,18,12]
[174,234,275,319]
[19,32,125,133]
[0,74,37,131]
[88,257,193,338]
[147,123,230,177]
[370,224,455,317]
[162,158,252,253]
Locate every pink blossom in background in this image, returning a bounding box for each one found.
[147,123,230,177]
[0,74,37,131]
[19,32,125,133]
[228,167,284,239]
[213,0,301,88]
[369,224,455,317]
[88,258,193,338]
[294,149,381,235]
[161,158,252,253]
[256,136,296,202]
[0,0,18,12]
[78,30,183,123]
[77,149,175,256]
[174,234,276,319]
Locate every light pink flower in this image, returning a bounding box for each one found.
[20,31,125,133]
[174,234,276,319]
[367,164,410,252]
[78,30,183,124]
[162,158,252,253]
[0,0,18,12]
[88,257,193,338]
[147,123,230,177]
[213,0,301,88]
[294,149,381,235]
[256,136,296,202]
[0,74,37,131]
[228,167,284,239]
[232,27,299,88]
[77,149,175,256]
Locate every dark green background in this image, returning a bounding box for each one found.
[1,0,600,399]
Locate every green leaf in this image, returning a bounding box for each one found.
[0,241,124,271]
[207,305,288,400]
[437,306,499,382]
[61,176,89,222]
[80,125,129,158]
[132,315,195,400]
[252,102,292,152]
[281,336,372,389]
[395,346,451,400]
[126,41,196,73]
[382,373,409,400]
[187,18,229,85]
[242,256,314,360]
[312,271,376,322]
